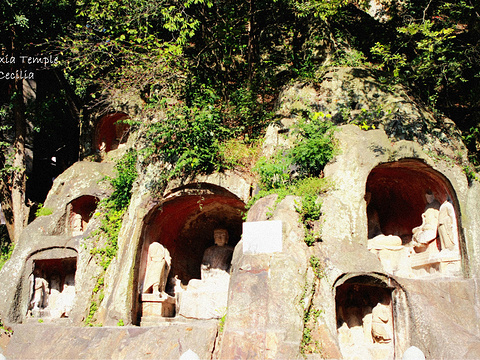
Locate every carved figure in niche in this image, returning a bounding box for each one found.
[371,298,393,343]
[48,274,63,317]
[143,242,171,298]
[201,228,234,280]
[99,138,107,153]
[178,229,234,319]
[61,273,76,317]
[30,276,48,311]
[438,199,458,252]
[72,212,83,236]
[412,191,440,249]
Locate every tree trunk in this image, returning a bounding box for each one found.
[9,77,29,243]
[247,0,255,85]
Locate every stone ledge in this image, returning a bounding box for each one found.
[5,321,219,359]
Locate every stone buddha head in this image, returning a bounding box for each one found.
[214,229,229,246]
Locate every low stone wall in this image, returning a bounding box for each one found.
[5,321,219,359]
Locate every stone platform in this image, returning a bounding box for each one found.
[4,320,219,359]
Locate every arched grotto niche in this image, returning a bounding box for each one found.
[67,195,99,236]
[94,112,130,153]
[365,159,464,277]
[335,274,408,360]
[25,248,77,320]
[133,183,245,325]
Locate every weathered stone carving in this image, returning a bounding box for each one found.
[140,242,174,321]
[200,229,234,279]
[438,200,458,252]
[71,212,84,236]
[143,242,171,297]
[178,229,233,319]
[410,194,461,276]
[368,189,461,277]
[30,276,48,312]
[337,287,394,360]
[28,271,76,319]
[371,299,393,344]
[412,191,441,249]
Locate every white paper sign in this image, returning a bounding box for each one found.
[242,220,282,254]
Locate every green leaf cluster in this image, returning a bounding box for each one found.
[0,227,13,271]
[290,111,336,178]
[35,203,53,217]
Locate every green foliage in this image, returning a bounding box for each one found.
[288,0,349,19]
[218,139,259,169]
[463,164,479,185]
[253,154,291,191]
[251,149,330,244]
[219,313,227,333]
[309,255,324,279]
[251,112,334,244]
[296,195,323,246]
[89,150,138,270]
[300,256,325,354]
[0,227,13,271]
[0,318,12,333]
[85,299,99,326]
[253,111,336,194]
[107,150,138,211]
[59,0,197,98]
[290,111,336,178]
[369,1,479,113]
[35,204,53,217]
[144,98,233,179]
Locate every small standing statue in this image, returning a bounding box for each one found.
[437,199,458,252]
[72,212,84,236]
[31,276,48,312]
[201,228,234,280]
[371,298,393,344]
[143,242,171,298]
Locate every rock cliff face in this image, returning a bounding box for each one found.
[1,67,480,359]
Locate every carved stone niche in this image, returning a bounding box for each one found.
[335,276,396,360]
[365,159,462,278]
[133,183,245,326]
[94,112,130,153]
[26,251,77,320]
[67,196,99,236]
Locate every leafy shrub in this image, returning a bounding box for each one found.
[0,227,13,271]
[219,138,259,169]
[290,111,336,177]
[35,204,53,217]
[253,153,291,191]
[251,111,335,245]
[145,100,234,179]
[107,150,138,211]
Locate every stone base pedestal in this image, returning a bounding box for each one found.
[411,249,461,277]
[141,293,176,320]
[178,273,230,320]
[178,288,228,320]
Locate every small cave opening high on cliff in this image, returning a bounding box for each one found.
[67,195,99,236]
[365,159,459,245]
[94,112,130,153]
[132,183,245,324]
